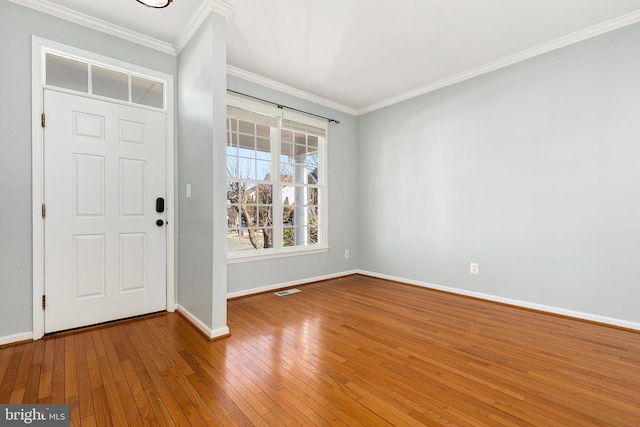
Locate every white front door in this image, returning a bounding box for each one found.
[43,89,167,333]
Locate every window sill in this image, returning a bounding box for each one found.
[227,247,329,264]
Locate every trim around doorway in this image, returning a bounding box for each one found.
[31,37,176,340]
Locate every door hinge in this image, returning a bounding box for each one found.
[41,113,46,128]
[42,295,46,310]
[41,204,46,218]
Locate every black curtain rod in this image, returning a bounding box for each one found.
[227,89,341,124]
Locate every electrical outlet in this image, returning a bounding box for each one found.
[470,263,479,275]
[186,184,191,198]
[345,250,350,259]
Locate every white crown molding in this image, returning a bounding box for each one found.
[9,0,175,55]
[210,0,234,18]
[174,0,234,54]
[227,65,358,116]
[173,0,211,53]
[14,0,640,113]
[358,9,640,115]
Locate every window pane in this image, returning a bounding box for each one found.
[294,142,307,158]
[228,227,272,252]
[281,129,293,143]
[307,187,319,205]
[256,123,271,138]
[226,181,243,205]
[46,53,88,93]
[306,206,320,225]
[238,147,256,160]
[258,205,273,225]
[281,142,293,157]
[92,65,128,101]
[239,120,255,134]
[131,75,163,108]
[238,133,255,154]
[308,167,319,185]
[283,198,293,221]
[283,226,317,247]
[227,231,238,251]
[283,209,320,247]
[228,118,238,132]
[226,156,239,178]
[293,165,309,185]
[255,183,272,205]
[308,136,318,151]
[256,148,271,161]
[227,133,238,156]
[256,160,271,180]
[238,157,255,180]
[283,226,294,247]
[281,162,293,177]
[308,225,320,244]
[244,204,257,226]
[254,228,274,249]
[227,206,240,230]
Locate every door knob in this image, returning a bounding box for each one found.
[156,219,165,227]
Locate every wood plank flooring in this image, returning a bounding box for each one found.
[1,274,639,426]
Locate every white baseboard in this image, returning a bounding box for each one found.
[357,270,640,332]
[211,326,231,338]
[0,331,33,346]
[176,305,230,339]
[226,270,359,299]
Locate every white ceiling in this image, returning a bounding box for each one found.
[23,0,640,112]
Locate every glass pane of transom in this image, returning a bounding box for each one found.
[131,75,164,108]
[92,65,128,101]
[46,53,89,93]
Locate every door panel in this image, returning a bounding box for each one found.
[73,234,105,298]
[44,90,167,333]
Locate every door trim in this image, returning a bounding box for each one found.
[31,37,175,339]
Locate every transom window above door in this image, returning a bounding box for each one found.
[44,52,165,109]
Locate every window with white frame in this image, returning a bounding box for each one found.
[226,101,327,258]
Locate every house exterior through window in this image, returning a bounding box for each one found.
[226,99,327,259]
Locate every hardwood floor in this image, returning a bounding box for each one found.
[1,274,639,426]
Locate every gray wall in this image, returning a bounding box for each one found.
[358,23,640,323]
[226,76,359,294]
[177,14,228,332]
[0,0,176,338]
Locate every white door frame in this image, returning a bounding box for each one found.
[31,37,175,340]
